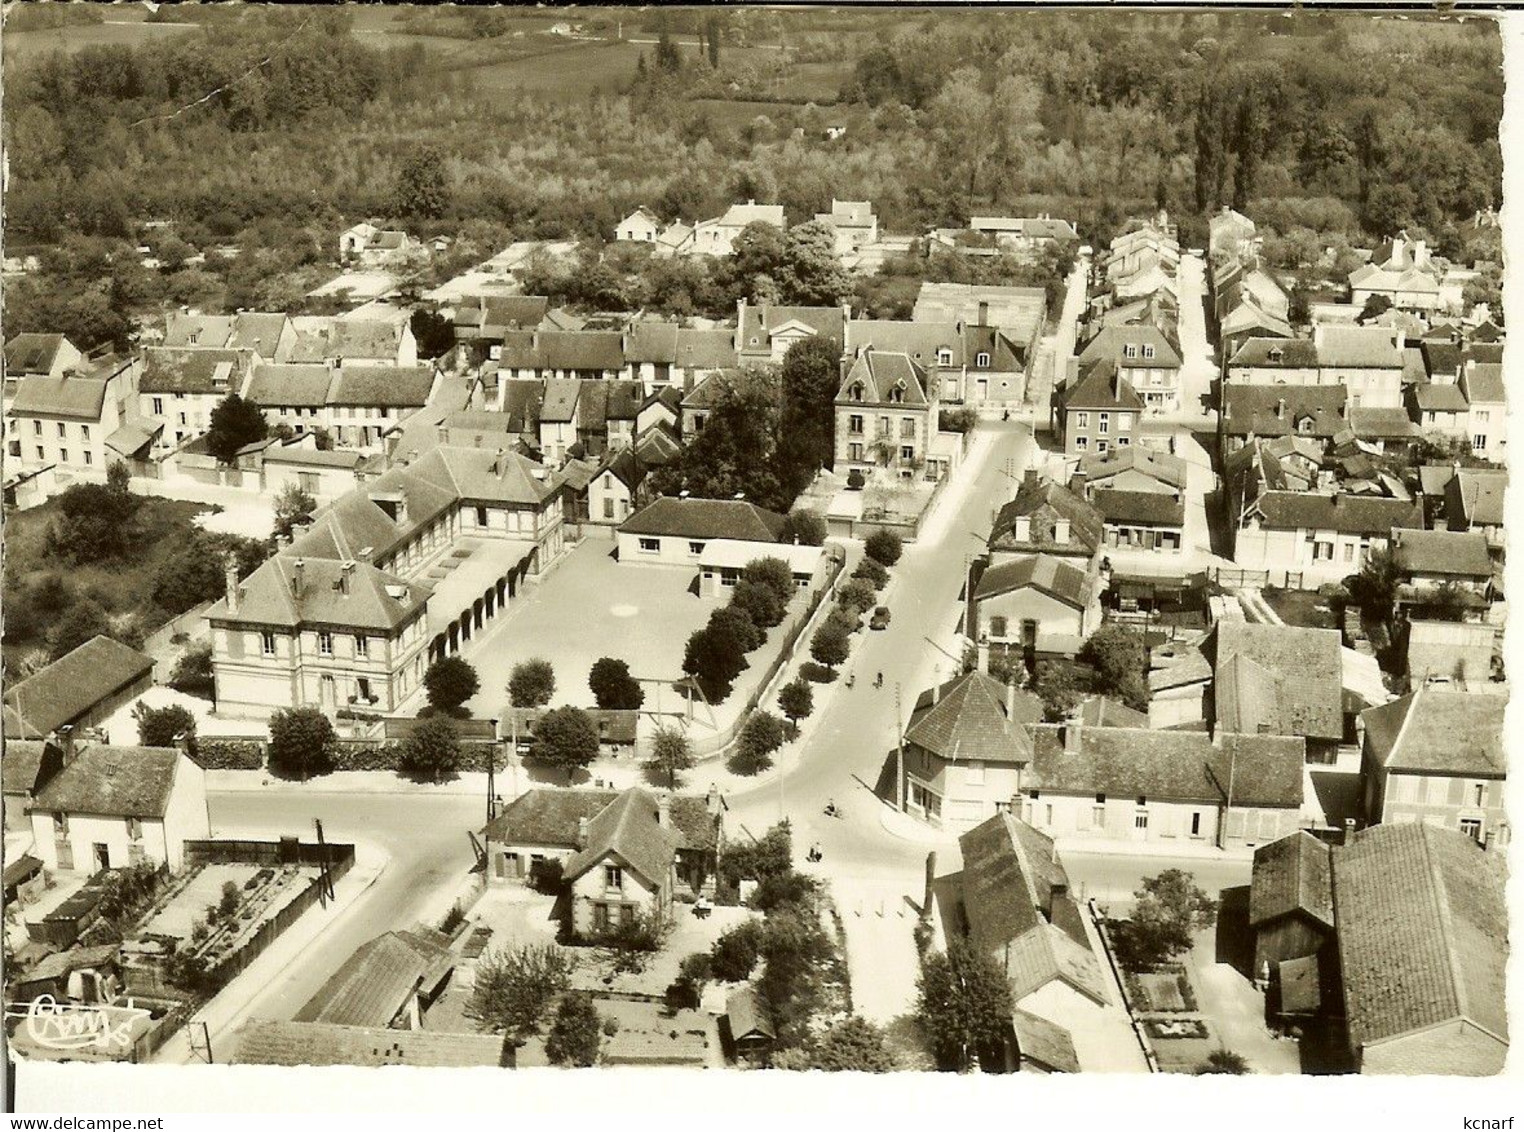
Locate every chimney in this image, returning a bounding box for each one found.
[1054,518,1070,544]
[225,554,241,615]
[707,783,722,818]
[1006,679,1018,720]
[1313,323,1326,351]
[1063,716,1082,754]
[977,301,989,327]
[1389,234,1405,268]
[1394,327,1406,352]
[923,851,937,919]
[492,447,505,476]
[1014,515,1032,542]
[292,558,306,599]
[1275,398,1286,420]
[1412,239,1428,269]
[576,817,589,849]
[976,635,990,674]
[932,676,942,706]
[339,560,355,596]
[55,725,76,764]
[657,795,671,828]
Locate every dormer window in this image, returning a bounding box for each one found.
[1123,344,1139,359]
[936,347,953,366]
[889,381,905,404]
[850,383,865,402]
[1142,344,1155,360]
[975,352,990,368]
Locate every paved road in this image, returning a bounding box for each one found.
[725,420,1036,881]
[202,791,480,1021]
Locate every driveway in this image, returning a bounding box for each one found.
[1172,254,1219,422]
[1181,926,1303,1074]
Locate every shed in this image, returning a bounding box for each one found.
[725,985,776,1056]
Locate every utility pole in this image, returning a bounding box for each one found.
[894,681,905,813]
[314,819,334,906]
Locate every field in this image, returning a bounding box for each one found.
[1,12,197,61]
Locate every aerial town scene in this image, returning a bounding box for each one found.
[0,2,1509,1093]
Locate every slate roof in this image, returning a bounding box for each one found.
[1229,337,1321,369]
[836,349,930,406]
[245,364,334,408]
[846,320,964,368]
[599,446,647,491]
[140,347,253,394]
[1011,1008,1080,1073]
[562,787,684,888]
[1316,326,1405,368]
[625,321,678,365]
[1073,696,1148,729]
[539,378,581,423]
[620,497,785,542]
[1249,491,1423,536]
[1333,823,1508,1054]
[1221,384,1347,438]
[30,744,188,819]
[1028,726,1305,809]
[1058,358,1145,413]
[1349,407,1419,439]
[1390,528,1492,578]
[989,476,1105,556]
[4,333,70,375]
[10,376,111,420]
[905,671,1035,766]
[540,331,625,372]
[1447,468,1506,528]
[206,556,428,632]
[295,929,455,1028]
[956,813,1063,953]
[1077,324,1183,370]
[233,1020,507,1068]
[330,365,434,408]
[1249,831,1335,930]
[1359,688,1504,776]
[974,555,1096,610]
[4,636,155,739]
[480,295,549,333]
[228,312,290,356]
[1208,622,1344,742]
[1092,489,1185,526]
[1411,382,1469,413]
[636,424,682,467]
[163,313,235,349]
[725,985,775,1042]
[1463,362,1505,404]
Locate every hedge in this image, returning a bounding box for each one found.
[195,740,265,771]
[329,740,507,774]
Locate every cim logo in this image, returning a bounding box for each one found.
[7,995,152,1054]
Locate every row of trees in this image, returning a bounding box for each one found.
[806,530,901,676]
[682,556,800,703]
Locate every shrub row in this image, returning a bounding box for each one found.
[195,740,266,771]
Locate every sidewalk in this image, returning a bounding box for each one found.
[151,843,387,1065]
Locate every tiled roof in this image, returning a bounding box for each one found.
[739,305,847,352]
[912,283,1047,338]
[624,320,678,364]
[1077,445,1187,491]
[1058,357,1144,412]
[1249,831,1334,930]
[956,813,1064,952]
[1221,384,1346,438]
[1029,725,1304,809]
[974,555,1095,610]
[905,671,1035,766]
[599,446,647,491]
[1074,696,1148,729]
[4,636,155,739]
[725,985,775,1041]
[483,786,719,854]
[1448,468,1506,528]
[1005,922,1109,1005]
[1208,622,1344,742]
[30,744,187,819]
[4,333,70,375]
[1462,362,1505,404]
[140,347,253,394]
[480,295,549,332]
[836,349,930,406]
[233,1020,507,1068]
[1,740,59,797]
[1011,1008,1079,1073]
[295,929,455,1028]
[1349,407,1418,439]
[1092,489,1184,526]
[562,787,684,888]
[990,476,1105,556]
[1410,382,1469,413]
[1333,824,1507,1055]
[245,364,334,408]
[540,331,625,372]
[636,424,682,467]
[228,312,290,355]
[1359,688,1503,776]
[1077,324,1183,370]
[673,329,738,370]
[330,365,434,408]
[163,313,235,349]
[1249,491,1423,535]
[263,443,363,470]
[1316,326,1404,369]
[10,376,110,420]
[620,497,785,542]
[539,378,580,423]
[1390,528,1492,578]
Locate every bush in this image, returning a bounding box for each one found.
[195,740,264,771]
[750,870,818,914]
[799,661,837,683]
[399,714,462,782]
[545,994,603,1067]
[710,920,764,981]
[169,643,215,699]
[837,579,876,614]
[864,529,903,567]
[135,703,196,753]
[218,881,240,918]
[742,557,796,606]
[846,469,866,490]
[532,706,600,772]
[678,951,712,992]
[780,510,827,546]
[938,407,979,433]
[466,944,577,1040]
[851,557,889,590]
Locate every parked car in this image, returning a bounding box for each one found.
[869,606,891,631]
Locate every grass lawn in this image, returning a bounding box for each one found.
[2,495,213,665]
[1261,587,1341,631]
